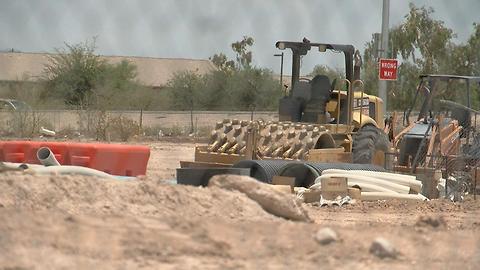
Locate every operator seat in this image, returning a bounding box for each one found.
[292,81,312,104]
[302,75,333,123]
[278,80,311,122]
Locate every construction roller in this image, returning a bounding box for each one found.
[206,120,340,160]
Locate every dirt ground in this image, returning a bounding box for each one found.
[0,140,479,269]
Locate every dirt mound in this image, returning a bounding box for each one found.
[0,165,479,269]
[0,172,273,221]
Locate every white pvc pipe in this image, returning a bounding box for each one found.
[321,169,422,193]
[361,192,428,201]
[309,179,397,193]
[322,169,419,182]
[37,147,60,166]
[40,127,56,137]
[350,170,422,193]
[2,162,45,170]
[28,165,116,179]
[316,173,410,194]
[348,181,398,193]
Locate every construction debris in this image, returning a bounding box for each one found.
[314,169,427,202]
[208,174,311,222]
[320,195,354,207]
[39,127,56,137]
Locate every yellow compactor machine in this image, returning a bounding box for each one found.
[191,40,389,167]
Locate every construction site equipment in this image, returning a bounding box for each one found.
[192,40,389,170]
[395,75,480,170]
[393,75,480,198]
[0,141,150,176]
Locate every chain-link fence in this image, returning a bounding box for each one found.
[0,110,278,139]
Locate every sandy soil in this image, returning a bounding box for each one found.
[146,141,196,180]
[0,140,479,269]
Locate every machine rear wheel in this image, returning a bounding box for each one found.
[352,125,389,164]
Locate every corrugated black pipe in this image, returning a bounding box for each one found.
[279,162,385,187]
[233,159,294,183]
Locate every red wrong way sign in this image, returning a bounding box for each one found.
[378,58,398,80]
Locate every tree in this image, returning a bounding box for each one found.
[209,53,235,73]
[166,70,203,133]
[166,35,281,114]
[198,70,230,110]
[362,3,461,110]
[390,3,454,74]
[231,36,254,69]
[361,37,380,97]
[468,23,480,75]
[226,68,280,111]
[43,39,106,107]
[43,39,143,109]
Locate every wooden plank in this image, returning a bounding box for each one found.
[194,146,246,165]
[308,148,345,154]
[306,149,352,163]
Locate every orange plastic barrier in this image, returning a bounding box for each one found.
[0,141,3,161]
[0,141,150,176]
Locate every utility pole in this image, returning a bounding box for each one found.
[378,0,390,115]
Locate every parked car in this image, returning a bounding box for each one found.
[0,99,31,111]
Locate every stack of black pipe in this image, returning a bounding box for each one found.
[233,160,385,187]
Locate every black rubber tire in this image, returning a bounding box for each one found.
[352,125,389,164]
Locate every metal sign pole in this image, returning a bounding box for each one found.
[378,0,390,114]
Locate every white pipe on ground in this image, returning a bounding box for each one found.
[27,165,116,179]
[310,179,397,193]
[316,173,410,194]
[361,192,428,201]
[2,162,45,170]
[37,147,60,166]
[321,169,422,193]
[348,181,398,193]
[40,127,56,137]
[350,170,422,193]
[322,169,419,182]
